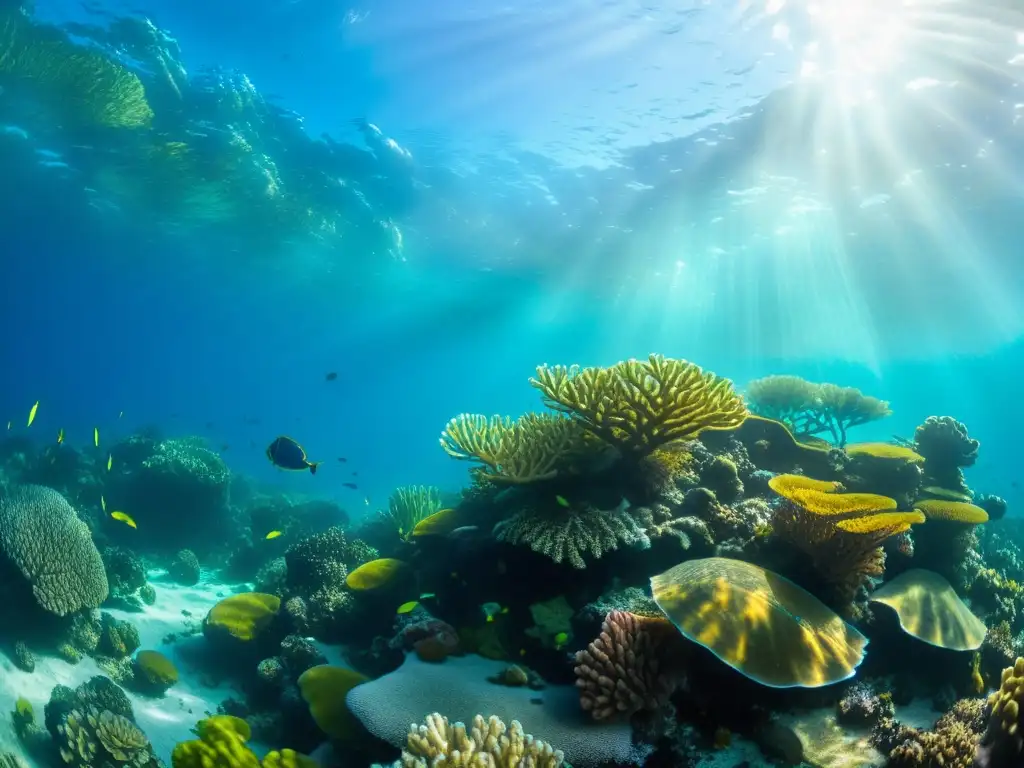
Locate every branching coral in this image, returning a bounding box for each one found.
[401,713,564,768]
[531,355,746,456]
[574,610,680,721]
[440,412,590,484]
[768,474,923,608]
[493,503,650,569]
[745,375,890,447]
[380,485,443,540]
[977,657,1024,765]
[0,484,108,615]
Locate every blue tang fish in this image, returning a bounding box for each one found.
[266,436,320,474]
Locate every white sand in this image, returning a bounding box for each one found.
[0,570,244,766]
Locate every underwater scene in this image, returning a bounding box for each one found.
[1,0,1024,766]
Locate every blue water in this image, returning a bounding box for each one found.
[1,0,1022,517]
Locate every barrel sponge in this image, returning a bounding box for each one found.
[0,485,108,615]
[345,653,651,767]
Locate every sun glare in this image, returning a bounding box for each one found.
[801,0,912,77]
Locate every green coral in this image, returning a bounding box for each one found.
[99,614,141,658]
[494,503,650,569]
[139,584,156,606]
[531,355,747,456]
[0,13,153,128]
[12,640,34,673]
[0,485,108,615]
[440,412,591,483]
[380,486,442,540]
[168,549,201,586]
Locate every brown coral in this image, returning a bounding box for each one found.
[574,610,680,721]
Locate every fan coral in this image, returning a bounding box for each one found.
[494,503,650,569]
[440,412,590,484]
[574,610,680,721]
[380,485,443,540]
[531,355,747,456]
[402,713,564,768]
[0,485,108,615]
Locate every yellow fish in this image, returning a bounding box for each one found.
[57,428,64,445]
[94,427,99,448]
[396,601,419,615]
[265,530,283,540]
[101,496,107,512]
[27,401,38,427]
[554,631,569,648]
[107,454,112,472]
[110,511,136,529]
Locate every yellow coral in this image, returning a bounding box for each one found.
[204,593,280,642]
[440,412,588,484]
[135,649,178,687]
[262,750,318,768]
[783,488,898,517]
[768,474,843,495]
[845,443,924,462]
[531,355,746,455]
[915,499,988,524]
[172,716,258,768]
[411,507,463,537]
[296,665,368,741]
[345,558,408,590]
[835,511,924,535]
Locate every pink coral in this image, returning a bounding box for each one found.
[574,610,680,721]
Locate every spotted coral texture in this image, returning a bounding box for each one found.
[402,713,564,768]
[990,657,1024,738]
[531,355,746,456]
[172,716,260,768]
[0,485,108,615]
[574,611,679,720]
[915,499,988,524]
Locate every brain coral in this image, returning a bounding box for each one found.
[346,653,649,767]
[0,485,108,615]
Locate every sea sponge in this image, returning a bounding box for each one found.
[203,593,280,642]
[345,558,407,590]
[347,654,649,767]
[650,557,869,687]
[493,504,650,569]
[133,650,178,695]
[0,485,108,615]
[440,412,590,484]
[574,610,680,720]
[869,569,987,651]
[380,486,443,540]
[402,713,564,767]
[296,665,368,740]
[531,355,747,456]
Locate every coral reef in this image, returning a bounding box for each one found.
[401,713,564,767]
[913,416,979,496]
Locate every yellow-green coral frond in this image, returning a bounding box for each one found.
[531,355,746,455]
[915,499,989,524]
[835,510,925,535]
[380,485,442,540]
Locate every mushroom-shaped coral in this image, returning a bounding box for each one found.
[203,593,280,643]
[650,557,868,687]
[869,569,986,651]
[0,485,108,615]
[402,713,564,768]
[531,355,747,456]
[915,499,989,524]
[574,610,681,720]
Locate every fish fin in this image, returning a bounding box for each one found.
[309,462,319,475]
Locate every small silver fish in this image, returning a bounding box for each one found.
[447,525,480,539]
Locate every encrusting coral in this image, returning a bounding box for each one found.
[574,610,680,721]
[401,713,564,768]
[531,355,747,456]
